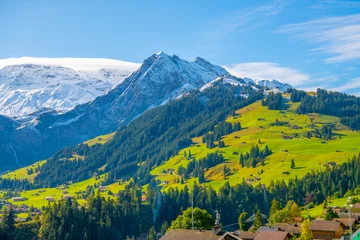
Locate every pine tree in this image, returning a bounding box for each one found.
[291,159,295,169]
[239,153,245,167]
[253,210,263,231]
[147,226,156,240]
[199,170,205,184]
[238,212,248,231]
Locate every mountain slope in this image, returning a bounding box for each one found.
[151,98,360,191]
[0,53,243,171]
[0,61,139,117]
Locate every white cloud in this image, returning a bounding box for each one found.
[210,0,288,40]
[224,62,310,87]
[277,14,360,63]
[330,77,360,92]
[0,57,140,72]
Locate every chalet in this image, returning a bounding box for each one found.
[12,197,24,202]
[63,195,74,200]
[254,232,291,240]
[236,231,257,240]
[167,168,175,173]
[20,204,28,209]
[332,218,358,232]
[162,181,169,185]
[309,220,345,240]
[254,177,261,182]
[282,171,290,175]
[324,206,347,215]
[257,226,277,232]
[284,224,301,236]
[160,229,241,240]
[338,212,360,221]
[99,186,107,192]
[44,197,55,202]
[274,223,289,231]
[246,178,254,184]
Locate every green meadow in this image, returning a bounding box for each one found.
[151,100,360,191]
[9,175,127,209]
[1,131,122,209]
[305,195,360,218]
[3,98,360,209]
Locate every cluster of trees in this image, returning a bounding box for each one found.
[167,207,214,230]
[305,125,333,140]
[270,119,290,127]
[297,89,360,129]
[268,200,301,225]
[0,178,34,192]
[290,89,307,102]
[239,145,272,168]
[3,153,360,239]
[202,121,241,148]
[35,85,263,187]
[39,182,152,240]
[261,92,283,110]
[177,152,224,183]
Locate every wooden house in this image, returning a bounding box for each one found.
[309,220,345,240]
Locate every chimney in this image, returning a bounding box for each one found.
[212,225,221,235]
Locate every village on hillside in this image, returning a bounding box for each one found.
[160,199,360,240]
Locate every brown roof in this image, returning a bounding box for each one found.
[237,231,258,240]
[332,218,358,227]
[274,223,288,231]
[284,226,300,235]
[254,232,290,240]
[354,203,360,209]
[309,220,343,232]
[160,229,220,240]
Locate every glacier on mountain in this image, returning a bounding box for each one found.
[0,60,139,117]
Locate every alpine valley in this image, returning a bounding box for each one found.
[2,52,360,240]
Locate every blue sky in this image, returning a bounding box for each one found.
[1,0,360,94]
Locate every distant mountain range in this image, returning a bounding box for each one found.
[0,52,292,171]
[0,58,140,117]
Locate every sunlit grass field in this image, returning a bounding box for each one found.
[151,100,360,191]
[3,98,360,208]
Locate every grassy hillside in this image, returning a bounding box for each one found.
[9,175,127,209]
[305,195,360,218]
[3,96,360,209]
[0,131,121,209]
[1,160,46,182]
[84,132,115,146]
[151,99,360,191]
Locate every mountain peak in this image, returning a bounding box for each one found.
[156,51,167,57]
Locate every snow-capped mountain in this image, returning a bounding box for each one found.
[0,52,292,170]
[0,58,140,117]
[242,77,292,92]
